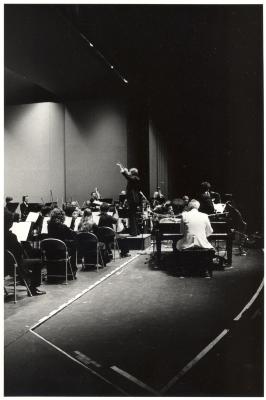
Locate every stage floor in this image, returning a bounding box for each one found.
[4,247,264,396]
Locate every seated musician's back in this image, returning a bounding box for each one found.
[4,208,46,296]
[78,209,97,233]
[176,199,214,250]
[97,203,130,258]
[47,208,77,272]
[47,208,76,241]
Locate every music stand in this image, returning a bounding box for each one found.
[28,203,43,213]
[26,212,40,223]
[10,221,33,242]
[45,202,58,208]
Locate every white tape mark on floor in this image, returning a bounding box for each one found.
[160,278,264,394]
[234,278,264,321]
[30,254,140,331]
[111,365,159,396]
[29,329,129,396]
[160,329,229,394]
[73,350,101,368]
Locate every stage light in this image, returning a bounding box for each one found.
[80,31,127,84]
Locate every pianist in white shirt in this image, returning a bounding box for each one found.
[176,199,214,250]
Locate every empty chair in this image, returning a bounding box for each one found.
[40,238,75,284]
[4,250,32,303]
[76,232,104,271]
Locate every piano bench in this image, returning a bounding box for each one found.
[175,248,215,277]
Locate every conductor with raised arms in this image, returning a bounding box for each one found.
[117,162,141,236]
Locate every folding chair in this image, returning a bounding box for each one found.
[40,238,75,284]
[4,250,32,303]
[76,232,104,271]
[97,226,120,260]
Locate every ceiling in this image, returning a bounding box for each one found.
[4,4,126,104]
[4,68,58,104]
[5,4,262,105]
[57,5,262,94]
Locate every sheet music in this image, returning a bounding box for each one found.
[74,217,82,231]
[63,216,72,228]
[93,215,100,225]
[26,212,39,223]
[92,212,100,225]
[10,222,32,242]
[213,203,226,213]
[41,217,50,234]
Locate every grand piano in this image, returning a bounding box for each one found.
[155,217,233,265]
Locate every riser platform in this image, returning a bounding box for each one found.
[123,234,151,250]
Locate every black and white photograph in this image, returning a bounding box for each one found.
[4,3,263,397]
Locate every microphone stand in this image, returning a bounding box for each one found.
[138,193,150,255]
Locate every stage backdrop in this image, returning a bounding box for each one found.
[4,102,65,204]
[64,99,127,205]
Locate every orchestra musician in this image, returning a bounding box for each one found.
[119,190,127,208]
[20,195,29,221]
[78,209,97,233]
[182,195,190,211]
[98,202,130,258]
[176,199,214,250]
[5,196,13,210]
[171,198,185,215]
[81,189,102,211]
[5,196,20,222]
[152,199,180,250]
[152,187,165,207]
[41,205,52,217]
[47,207,77,275]
[198,181,220,215]
[153,200,175,218]
[117,163,141,236]
[4,208,46,296]
[176,199,215,278]
[81,200,91,210]
[92,187,101,200]
[70,200,82,212]
[89,188,102,210]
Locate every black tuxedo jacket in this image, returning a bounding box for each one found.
[20,202,29,220]
[122,171,141,205]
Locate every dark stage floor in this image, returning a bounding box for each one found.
[4,247,264,396]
